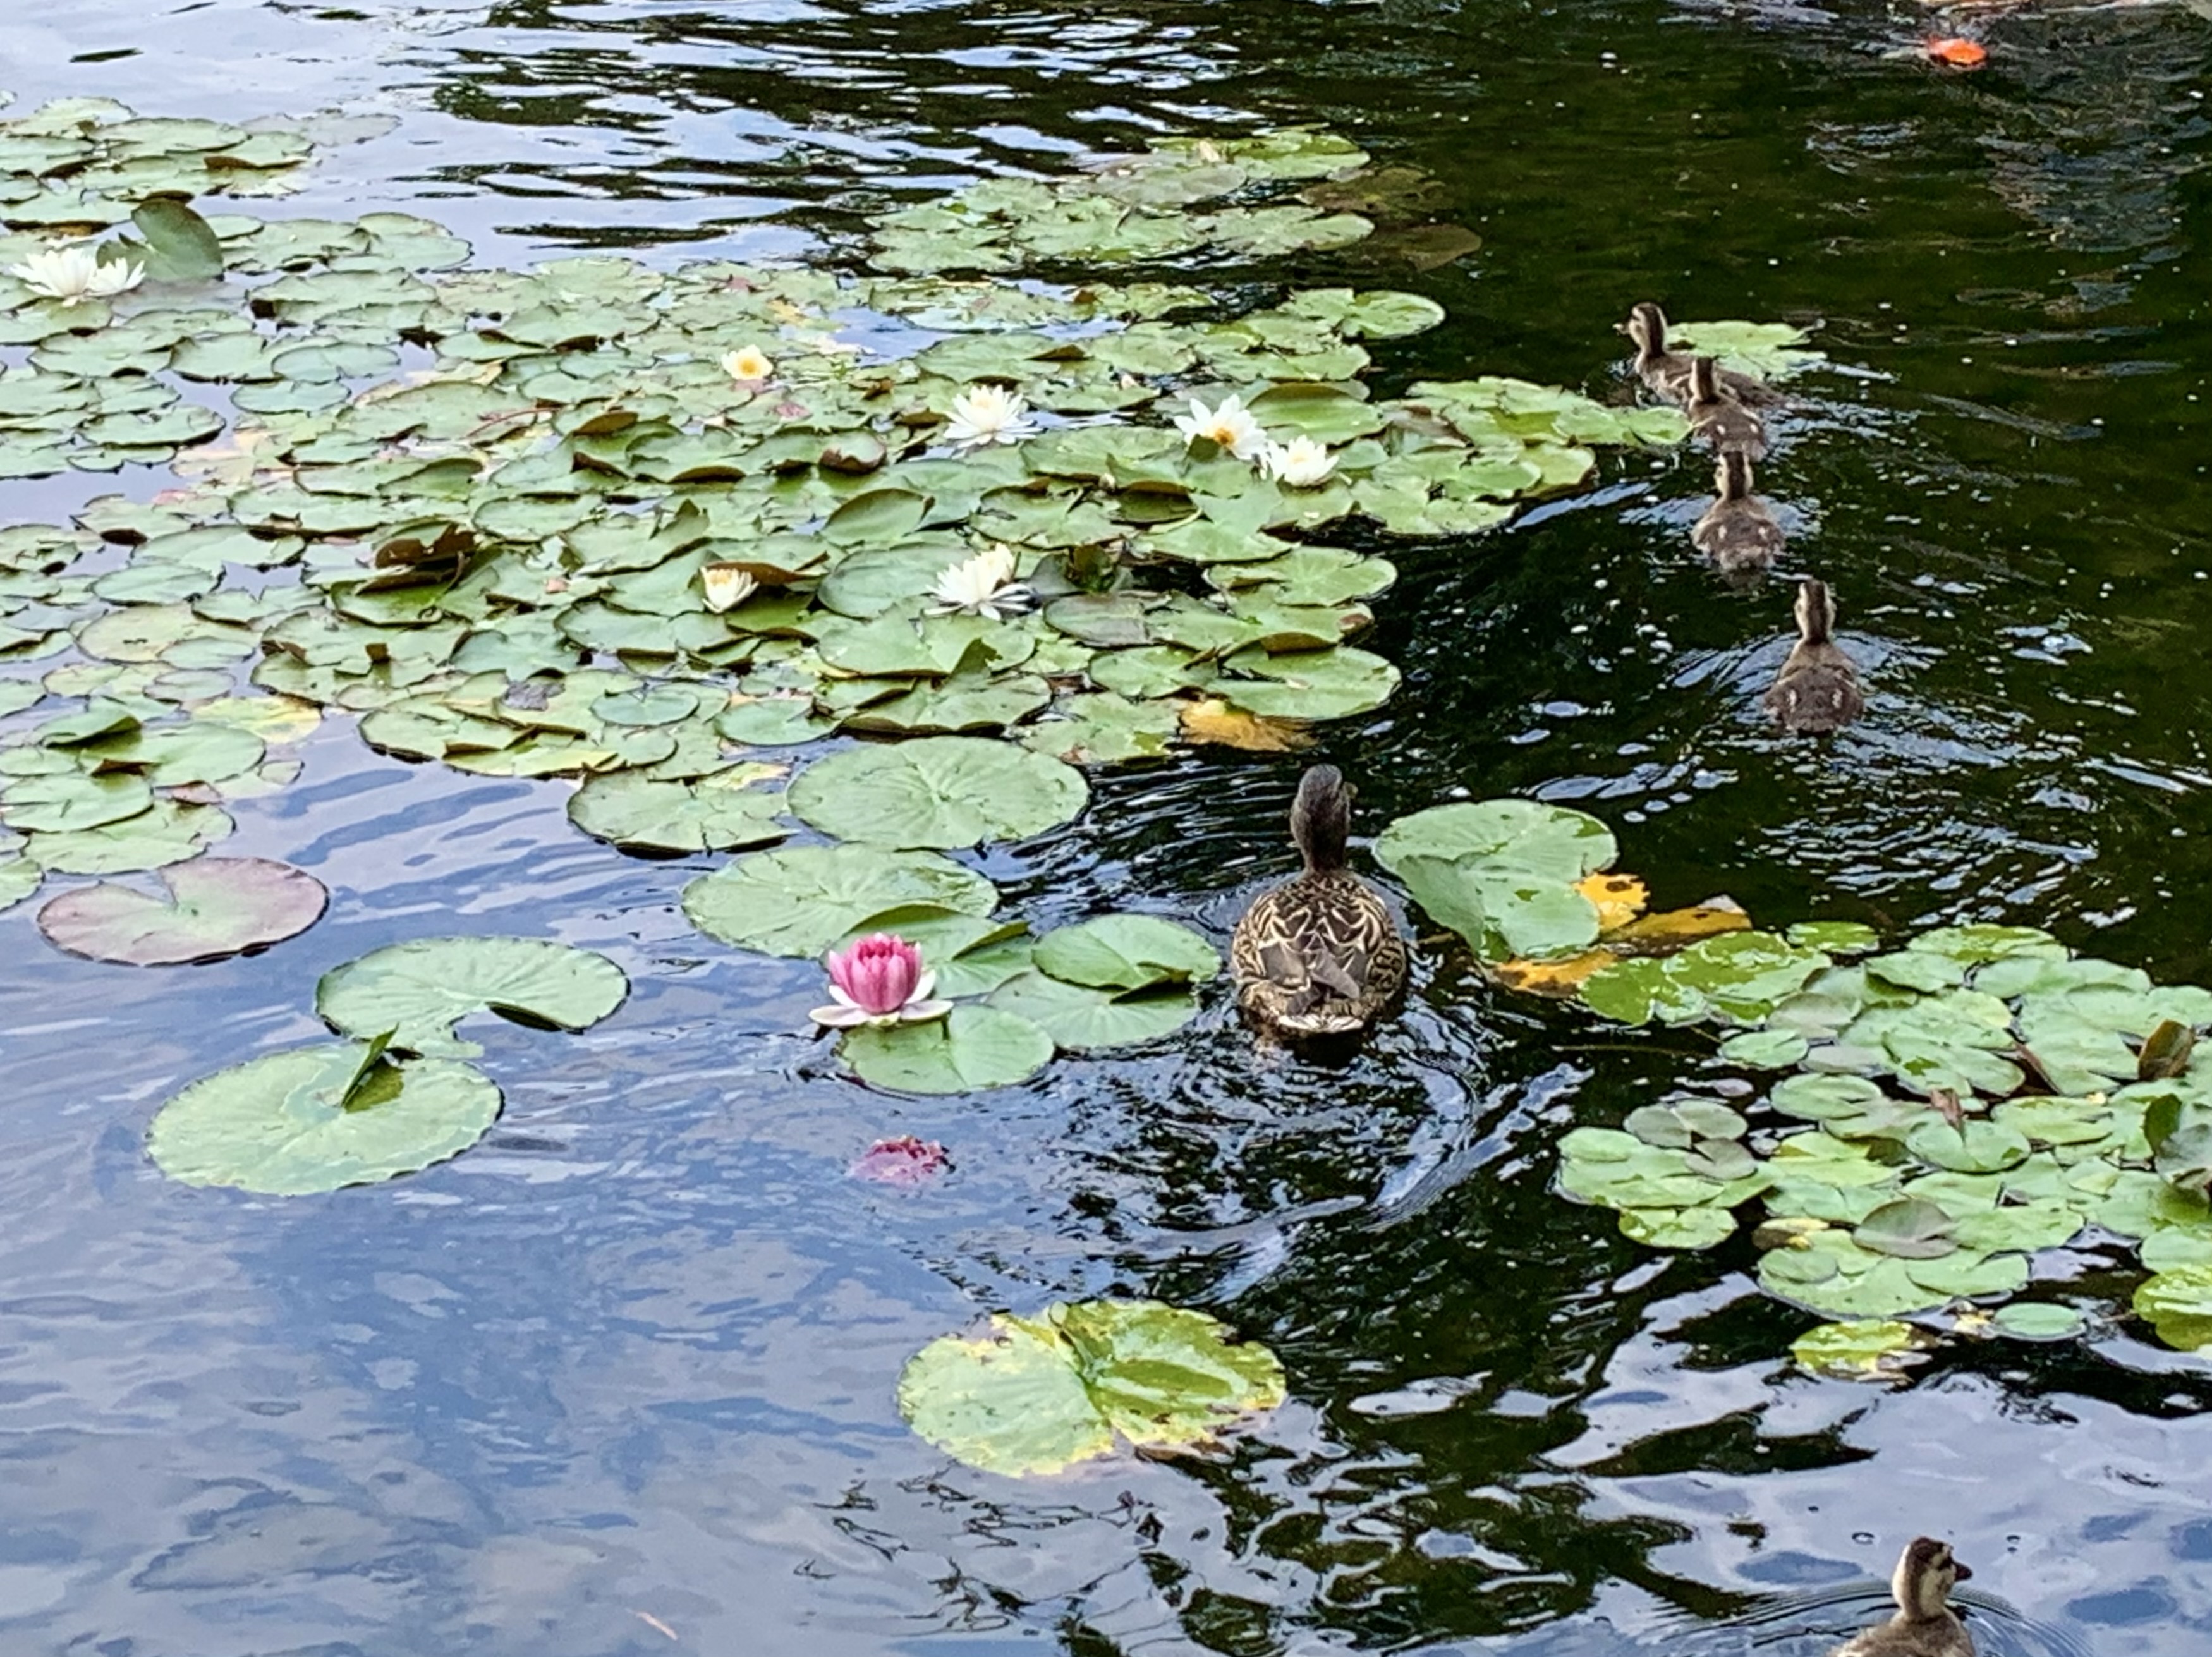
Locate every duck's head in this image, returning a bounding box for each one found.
[1619,301,1670,353]
[1794,576,1838,645]
[1891,1537,1969,1621]
[1289,763,1352,873]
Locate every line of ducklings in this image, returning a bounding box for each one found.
[1623,302,1864,736]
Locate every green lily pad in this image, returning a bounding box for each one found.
[1854,1198,1958,1260]
[147,1040,501,1196]
[317,936,629,1057]
[1989,1301,2086,1341]
[36,855,325,966]
[986,969,1200,1051]
[1790,1319,1925,1381]
[1032,914,1219,991]
[841,1003,1055,1093]
[897,1299,1287,1476]
[1619,1206,1736,1249]
[789,736,1088,849]
[683,844,998,959]
[566,772,787,856]
[2136,1264,2212,1351]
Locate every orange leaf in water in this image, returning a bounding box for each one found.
[1603,903,1753,957]
[1179,696,1312,752]
[1492,950,1615,998]
[1928,37,1987,67]
[1577,872,1648,933]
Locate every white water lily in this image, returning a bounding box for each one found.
[1174,393,1267,459]
[927,543,1032,621]
[942,382,1038,449]
[9,243,143,307]
[1261,435,1336,488]
[721,344,774,382]
[701,562,759,614]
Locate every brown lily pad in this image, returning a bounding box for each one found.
[38,855,328,966]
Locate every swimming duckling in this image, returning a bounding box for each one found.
[1832,1538,1974,1657]
[1687,353,1769,461]
[1691,451,1785,574]
[1765,576,1864,734]
[1231,765,1408,1040]
[1619,302,1784,407]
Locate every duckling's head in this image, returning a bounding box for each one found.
[1689,353,1721,403]
[1794,576,1838,645]
[1892,1537,1970,1621]
[1620,301,1670,353]
[1289,763,1352,873]
[1715,449,1756,501]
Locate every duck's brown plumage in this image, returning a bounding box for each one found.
[1621,301,1784,408]
[1692,451,1785,574]
[1832,1538,1975,1657]
[1766,576,1864,734]
[1687,353,1769,460]
[1231,765,1407,1039]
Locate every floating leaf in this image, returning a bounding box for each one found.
[36,855,325,966]
[683,844,997,959]
[987,969,1200,1050]
[147,1041,500,1195]
[317,936,628,1057]
[567,772,787,856]
[897,1299,1286,1476]
[1790,1320,1926,1382]
[2136,1265,2212,1351]
[1989,1301,2084,1341]
[841,1004,1055,1093]
[1032,914,1219,992]
[789,737,1088,849]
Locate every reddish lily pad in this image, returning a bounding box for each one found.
[37,855,328,966]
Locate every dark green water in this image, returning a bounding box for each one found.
[5,1,2212,1653]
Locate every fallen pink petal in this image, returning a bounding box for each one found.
[850,1136,950,1185]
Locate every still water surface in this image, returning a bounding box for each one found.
[4,0,2212,1652]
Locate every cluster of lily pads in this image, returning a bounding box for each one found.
[1364,793,2212,1373]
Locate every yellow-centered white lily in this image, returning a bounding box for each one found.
[1173,393,1267,459]
[942,383,1038,448]
[9,244,143,307]
[720,344,775,382]
[1261,436,1336,488]
[702,563,759,613]
[927,543,1031,621]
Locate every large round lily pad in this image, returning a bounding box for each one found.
[567,772,788,856]
[841,1004,1055,1094]
[789,737,1089,849]
[898,1299,1287,1475]
[317,936,629,1057]
[683,844,998,959]
[1032,914,1219,991]
[37,856,327,966]
[147,1040,501,1195]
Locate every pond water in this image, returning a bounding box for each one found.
[5,1,2212,1653]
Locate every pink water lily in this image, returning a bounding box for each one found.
[811,933,953,1028]
[850,1136,951,1185]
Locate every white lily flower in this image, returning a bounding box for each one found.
[721,344,774,382]
[927,543,1033,621]
[942,383,1038,449]
[9,244,143,307]
[1174,393,1267,459]
[702,562,759,613]
[1261,436,1337,489]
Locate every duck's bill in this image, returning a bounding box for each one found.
[1952,1562,1974,1582]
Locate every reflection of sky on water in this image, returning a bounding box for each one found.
[6,0,2212,1653]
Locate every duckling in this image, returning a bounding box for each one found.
[1619,301,1784,407]
[1765,576,1865,734]
[1687,353,1769,460]
[1832,1538,1974,1657]
[1231,765,1408,1040]
[1691,451,1785,574]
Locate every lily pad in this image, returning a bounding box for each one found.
[897,1299,1287,1476]
[37,855,325,966]
[1789,1319,1925,1382]
[789,737,1088,849]
[1032,914,1219,992]
[317,936,629,1057]
[566,772,787,856]
[841,1004,1055,1093]
[683,844,997,959]
[146,1040,501,1195]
